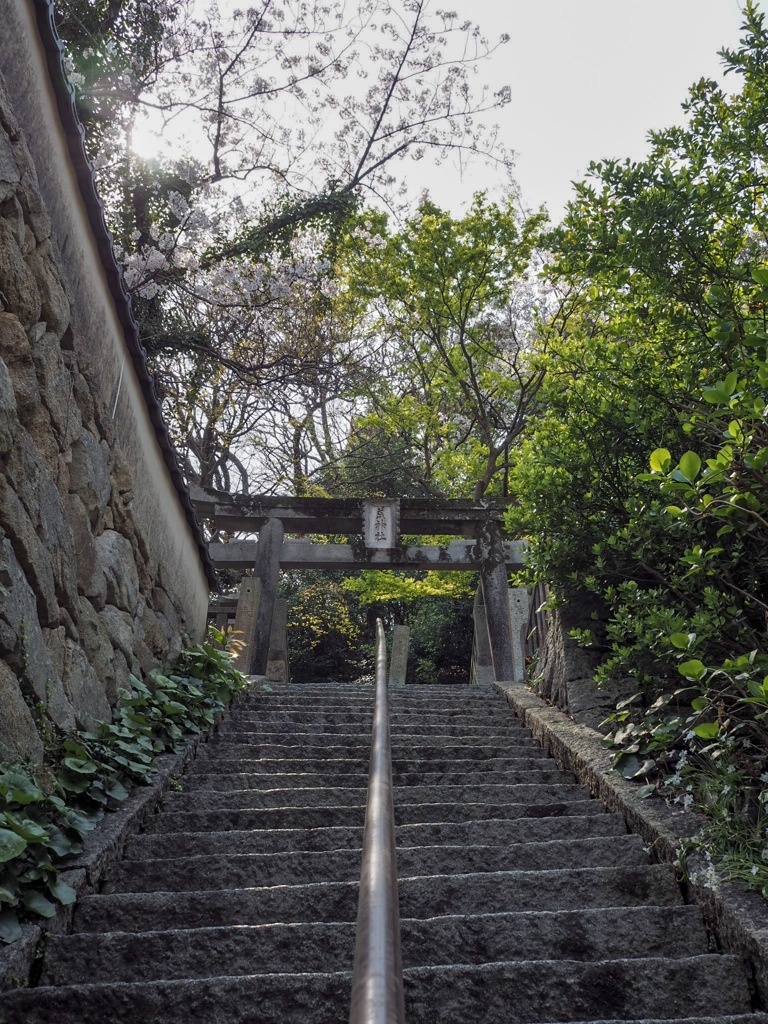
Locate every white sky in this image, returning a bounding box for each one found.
[435,0,765,221]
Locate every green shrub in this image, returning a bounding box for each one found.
[0,628,247,943]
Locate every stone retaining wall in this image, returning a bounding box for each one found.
[533,594,634,730]
[0,35,207,763]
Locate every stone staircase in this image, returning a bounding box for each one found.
[2,681,768,1023]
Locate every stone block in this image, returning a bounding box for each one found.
[0,660,43,764]
[65,494,105,607]
[508,587,530,683]
[0,355,17,455]
[532,593,634,730]
[36,474,78,616]
[111,448,133,494]
[562,675,637,732]
[25,240,70,338]
[76,597,119,701]
[152,587,180,635]
[0,478,58,626]
[141,602,173,667]
[471,587,494,685]
[32,330,82,448]
[232,578,260,674]
[0,194,24,247]
[388,624,410,686]
[68,358,96,430]
[59,640,111,729]
[109,649,132,701]
[69,429,111,530]
[265,597,290,684]
[40,626,79,728]
[18,171,51,244]
[94,530,140,616]
[99,604,135,662]
[0,217,41,326]
[0,126,20,192]
[0,310,41,420]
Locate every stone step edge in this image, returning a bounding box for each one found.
[495,679,768,1008]
[3,953,751,998]
[115,834,645,872]
[0,682,263,993]
[44,902,707,942]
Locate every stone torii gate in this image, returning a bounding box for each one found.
[194,488,526,684]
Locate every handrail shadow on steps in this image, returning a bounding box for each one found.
[349,619,406,1024]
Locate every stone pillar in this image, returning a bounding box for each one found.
[265,597,290,684]
[388,625,410,686]
[232,577,261,674]
[476,519,515,682]
[508,587,530,683]
[470,586,494,685]
[248,518,285,676]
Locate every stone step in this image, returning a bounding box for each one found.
[1,955,753,1024]
[538,1018,768,1024]
[109,835,650,893]
[124,811,629,860]
[231,706,512,725]
[40,904,708,984]
[181,765,572,791]
[143,796,606,834]
[213,723,531,740]
[144,801,366,832]
[182,755,551,777]
[75,864,681,933]
[194,741,543,761]
[211,733,534,752]
[162,782,586,812]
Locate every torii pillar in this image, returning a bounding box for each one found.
[248,518,285,676]
[475,517,515,682]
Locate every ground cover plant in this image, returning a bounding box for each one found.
[0,628,247,943]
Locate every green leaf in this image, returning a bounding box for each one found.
[0,909,22,944]
[649,448,671,472]
[4,815,49,843]
[678,659,706,681]
[693,722,720,740]
[48,877,77,906]
[46,826,75,858]
[751,267,768,286]
[21,890,56,918]
[62,757,98,775]
[0,829,27,864]
[702,388,729,405]
[722,370,738,396]
[0,886,18,905]
[105,779,130,802]
[669,632,690,650]
[691,696,708,712]
[0,772,44,805]
[678,451,701,482]
[636,784,656,799]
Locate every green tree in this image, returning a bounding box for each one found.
[341,195,546,500]
[507,3,768,882]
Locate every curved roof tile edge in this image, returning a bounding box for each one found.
[33,0,218,591]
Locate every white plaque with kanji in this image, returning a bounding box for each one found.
[363,499,400,550]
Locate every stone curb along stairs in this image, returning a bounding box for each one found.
[2,681,768,1023]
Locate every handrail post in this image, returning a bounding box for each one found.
[349,620,406,1024]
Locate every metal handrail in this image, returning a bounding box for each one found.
[349,620,406,1024]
